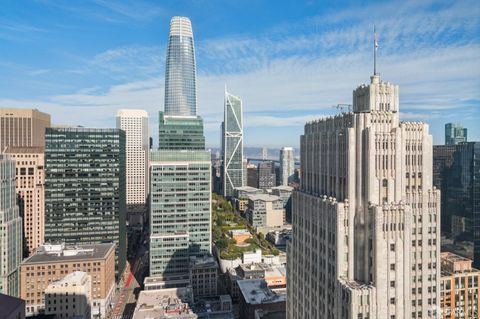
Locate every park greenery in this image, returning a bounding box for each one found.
[212,193,279,260]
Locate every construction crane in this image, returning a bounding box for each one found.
[332,103,352,113]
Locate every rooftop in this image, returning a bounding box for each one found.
[271,186,293,192]
[22,243,114,265]
[441,251,480,276]
[237,279,286,305]
[235,186,263,193]
[248,194,281,202]
[133,288,196,319]
[0,293,25,316]
[4,146,45,154]
[47,271,89,289]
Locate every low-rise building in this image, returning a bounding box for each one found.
[133,287,196,319]
[246,195,284,228]
[270,185,293,223]
[45,271,92,319]
[237,279,286,319]
[266,229,292,247]
[440,252,480,319]
[20,243,115,318]
[233,186,264,213]
[189,255,218,298]
[193,295,234,319]
[0,293,25,319]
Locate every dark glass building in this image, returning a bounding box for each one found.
[44,128,126,279]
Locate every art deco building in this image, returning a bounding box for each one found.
[116,109,149,220]
[44,127,126,279]
[164,16,197,117]
[287,74,441,319]
[0,108,50,150]
[4,147,45,256]
[0,156,23,297]
[279,147,294,186]
[222,90,244,197]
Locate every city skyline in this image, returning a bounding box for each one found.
[0,0,479,147]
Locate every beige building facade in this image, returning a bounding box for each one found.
[4,146,45,255]
[0,108,50,151]
[287,74,441,319]
[20,243,115,318]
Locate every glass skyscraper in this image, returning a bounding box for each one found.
[158,111,205,150]
[44,128,126,279]
[222,90,244,197]
[445,122,467,145]
[164,16,197,117]
[0,155,22,297]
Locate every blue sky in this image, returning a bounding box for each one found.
[1,0,479,147]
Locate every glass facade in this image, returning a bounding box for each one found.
[44,128,126,279]
[0,156,22,297]
[164,17,197,116]
[149,150,211,278]
[445,123,467,145]
[158,112,205,150]
[222,92,244,197]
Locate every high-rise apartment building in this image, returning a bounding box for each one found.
[4,147,45,256]
[0,108,50,150]
[287,74,441,318]
[116,109,149,218]
[258,161,276,189]
[0,156,23,297]
[279,147,294,186]
[164,16,197,117]
[149,150,211,280]
[222,90,244,197]
[445,123,467,145]
[20,243,115,317]
[439,252,479,319]
[44,128,126,278]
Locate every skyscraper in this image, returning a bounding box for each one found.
[44,128,126,279]
[257,161,276,189]
[0,108,50,151]
[445,123,467,145]
[164,16,197,117]
[287,74,440,318]
[0,155,23,297]
[4,147,45,256]
[116,109,149,219]
[222,90,244,197]
[158,111,205,150]
[279,147,294,186]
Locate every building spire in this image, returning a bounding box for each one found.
[374,25,378,76]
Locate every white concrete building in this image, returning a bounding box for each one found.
[45,271,92,319]
[116,109,149,218]
[287,74,441,319]
[279,147,294,186]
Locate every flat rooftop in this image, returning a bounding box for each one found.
[271,186,293,192]
[237,279,286,305]
[22,243,114,265]
[0,293,25,316]
[133,288,196,319]
[248,194,281,202]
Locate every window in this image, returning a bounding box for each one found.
[390,298,395,305]
[390,264,395,271]
[390,281,395,288]
[390,244,395,252]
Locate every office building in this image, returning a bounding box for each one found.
[247,163,259,188]
[0,293,25,319]
[445,123,467,145]
[287,74,441,318]
[0,108,50,151]
[20,243,115,317]
[44,128,126,279]
[258,161,276,189]
[279,147,294,186]
[45,271,92,319]
[222,90,244,197]
[133,287,196,319]
[164,16,197,117]
[149,151,211,280]
[189,255,218,298]
[433,144,457,190]
[246,194,284,228]
[116,109,149,219]
[440,252,479,319]
[0,156,23,297]
[4,147,45,256]
[158,111,205,150]
[238,279,286,319]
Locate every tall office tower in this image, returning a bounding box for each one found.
[287,74,441,319]
[0,156,23,297]
[222,90,244,197]
[445,123,467,145]
[116,109,149,218]
[149,151,212,281]
[158,111,205,150]
[258,161,276,189]
[262,147,268,160]
[44,128,126,279]
[0,108,50,151]
[279,147,294,186]
[4,147,45,256]
[164,16,197,117]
